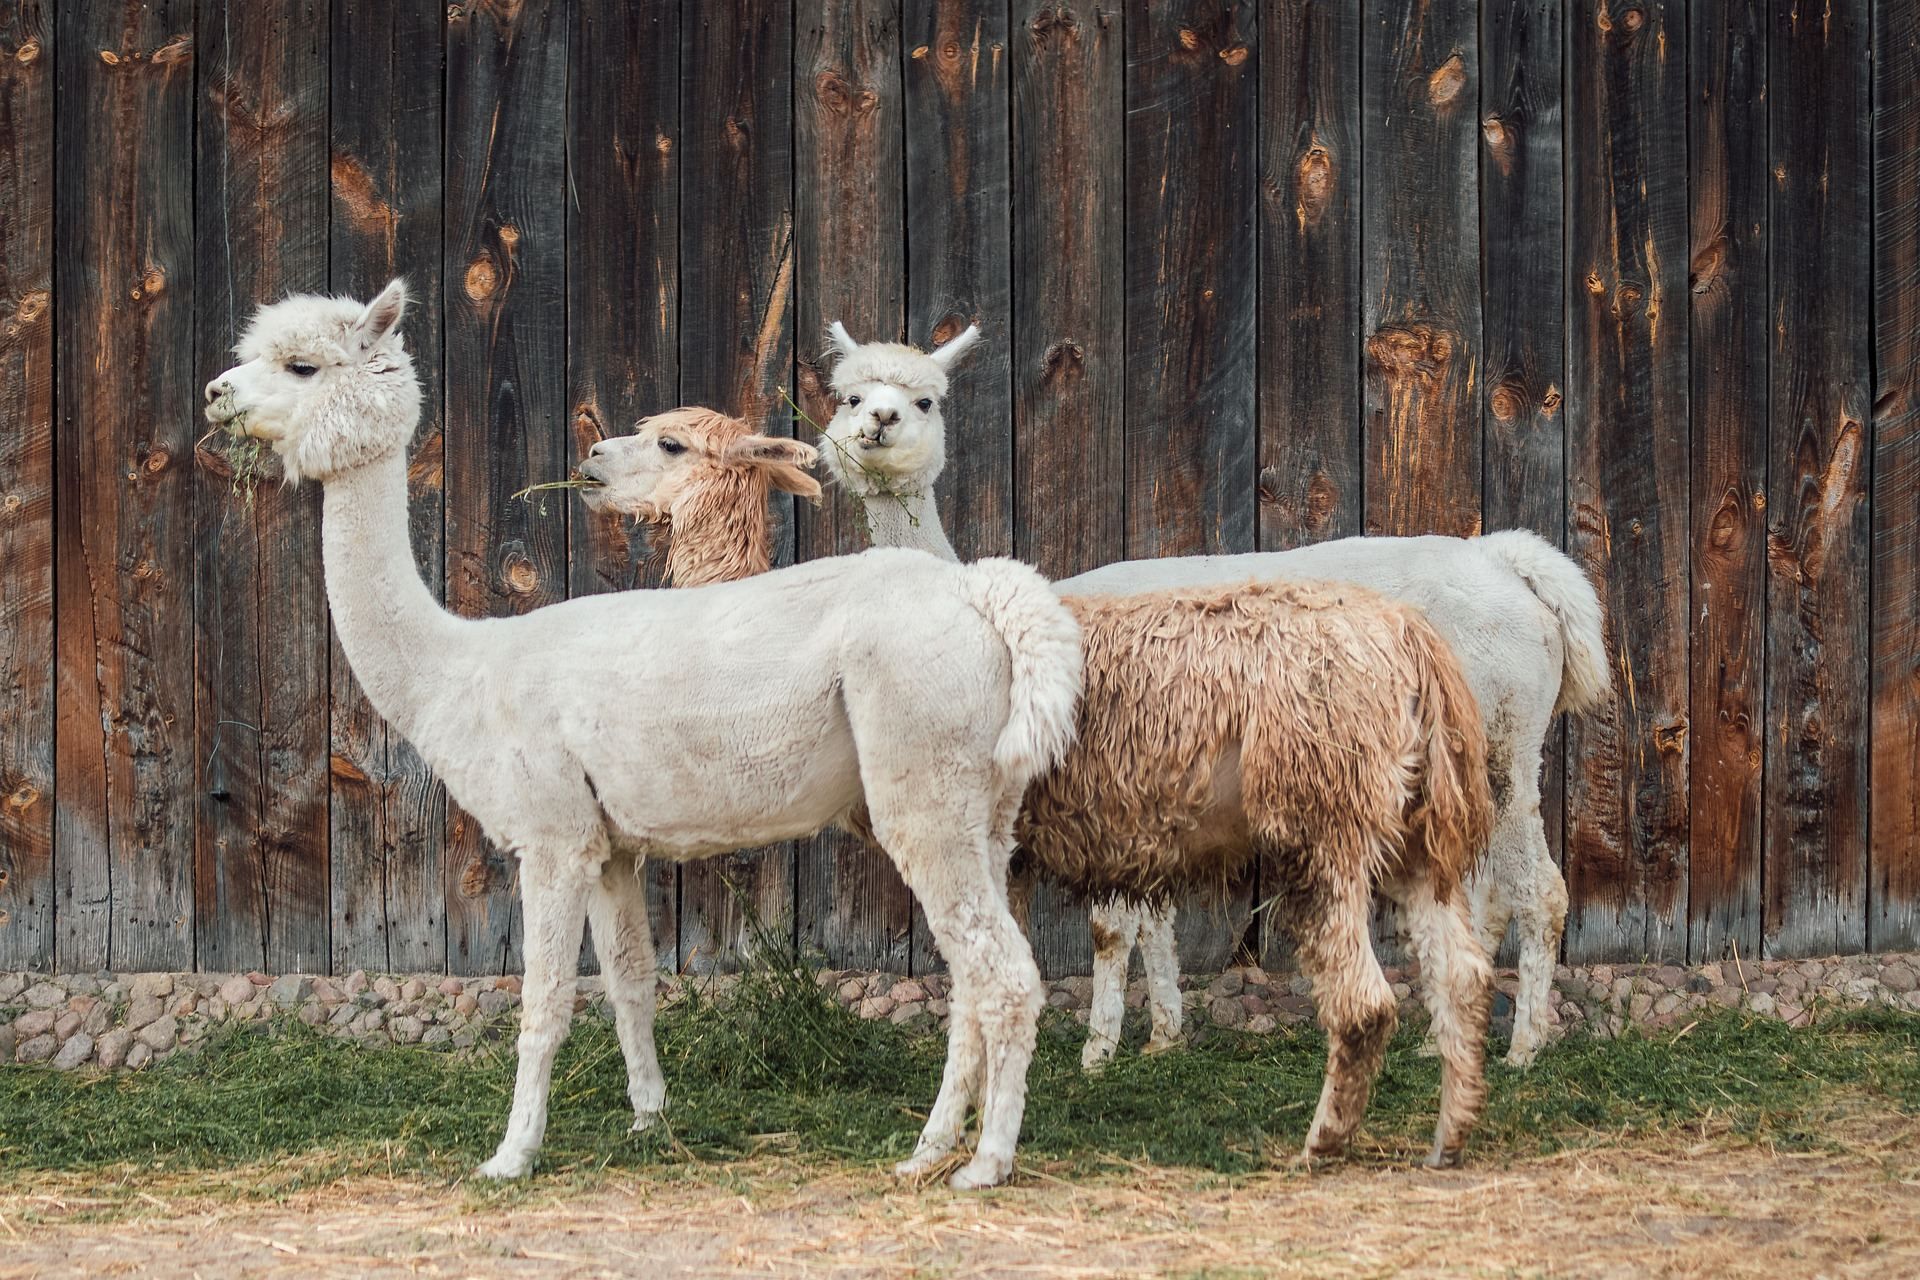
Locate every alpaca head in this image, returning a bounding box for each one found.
[204,279,421,484]
[578,406,819,524]
[818,322,978,497]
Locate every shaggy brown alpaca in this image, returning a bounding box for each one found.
[578,407,819,586]
[1008,580,1496,1166]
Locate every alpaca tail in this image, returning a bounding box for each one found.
[1473,528,1612,717]
[1400,610,1498,895]
[956,558,1083,782]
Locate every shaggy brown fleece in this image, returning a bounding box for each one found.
[1019,580,1493,908]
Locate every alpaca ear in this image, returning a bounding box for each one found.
[353,278,409,349]
[726,435,822,501]
[927,323,981,372]
[826,321,860,364]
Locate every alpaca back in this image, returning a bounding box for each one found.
[1017,580,1493,904]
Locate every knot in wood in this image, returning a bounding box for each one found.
[464,254,499,302]
[14,289,49,327]
[1690,238,1726,295]
[1295,144,1333,225]
[930,315,969,345]
[1585,270,1607,295]
[3,494,22,513]
[144,446,172,474]
[1489,383,1525,422]
[1622,8,1645,31]
[814,71,877,117]
[1427,54,1468,107]
[503,552,541,596]
[1366,323,1454,380]
[15,39,40,64]
[1041,340,1086,380]
[498,224,521,249]
[1541,385,1564,416]
[1218,43,1249,66]
[1177,28,1200,50]
[5,783,40,814]
[1653,720,1686,754]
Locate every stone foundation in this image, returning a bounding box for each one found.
[2,953,1915,1072]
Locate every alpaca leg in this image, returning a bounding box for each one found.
[1081,897,1138,1070]
[477,848,597,1179]
[1390,874,1493,1167]
[1138,900,1184,1054]
[1290,880,1399,1161]
[1504,811,1568,1069]
[894,982,983,1176]
[586,855,666,1129]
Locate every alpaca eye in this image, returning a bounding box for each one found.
[845,395,862,409]
[659,438,685,455]
[915,398,933,412]
[287,361,319,378]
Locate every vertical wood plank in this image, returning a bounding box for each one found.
[1125,0,1257,971]
[1481,0,1566,908]
[53,1,197,972]
[1011,0,1123,980]
[564,0,680,976]
[1564,0,1690,963]
[676,0,797,974]
[1873,0,1920,950]
[329,0,447,975]
[1686,0,1766,961]
[904,0,1012,975]
[193,0,332,976]
[1360,0,1482,539]
[443,0,568,975]
[1257,0,1359,552]
[794,0,913,972]
[1764,0,1871,957]
[0,1,53,971]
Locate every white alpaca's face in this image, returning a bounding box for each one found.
[578,408,820,521]
[204,280,421,484]
[819,323,979,497]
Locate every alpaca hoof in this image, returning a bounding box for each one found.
[1504,1041,1541,1070]
[893,1147,953,1179]
[1080,1041,1117,1072]
[1142,1035,1183,1057]
[474,1151,533,1180]
[630,1108,664,1134]
[1414,1037,1440,1059]
[949,1155,1010,1190]
[1423,1145,1464,1170]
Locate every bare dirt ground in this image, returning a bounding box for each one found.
[2,1129,1917,1280]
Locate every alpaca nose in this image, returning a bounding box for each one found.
[871,407,900,427]
[204,377,229,404]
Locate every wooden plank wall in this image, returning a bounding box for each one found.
[3,0,1917,977]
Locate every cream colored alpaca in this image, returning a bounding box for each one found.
[580,418,1500,1167]
[203,283,1084,1190]
[820,322,1611,1069]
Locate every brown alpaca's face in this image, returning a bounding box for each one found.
[577,409,820,522]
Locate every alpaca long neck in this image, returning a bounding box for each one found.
[322,451,463,738]
[861,488,957,562]
[664,480,773,586]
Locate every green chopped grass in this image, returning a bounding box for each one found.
[2,959,1914,1187]
[197,395,271,507]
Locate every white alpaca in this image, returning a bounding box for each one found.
[819,322,1611,1068]
[203,283,1084,1190]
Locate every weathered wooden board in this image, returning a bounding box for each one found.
[443,0,569,975]
[1873,0,1920,951]
[1564,0,1690,963]
[192,0,332,976]
[676,0,796,974]
[904,0,1012,975]
[1009,0,1124,980]
[328,0,449,975]
[0,1,53,971]
[53,0,198,972]
[1360,0,1481,539]
[1686,0,1767,962]
[1479,0,1565,918]
[793,0,914,972]
[1764,0,1872,958]
[1125,1,1258,972]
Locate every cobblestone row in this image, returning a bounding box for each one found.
[3,954,1916,1071]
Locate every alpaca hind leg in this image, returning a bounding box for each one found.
[894,982,983,1176]
[587,855,666,1129]
[1138,900,1184,1054]
[1505,824,1567,1068]
[477,844,598,1179]
[1289,882,1398,1161]
[1081,897,1139,1070]
[1390,874,1493,1166]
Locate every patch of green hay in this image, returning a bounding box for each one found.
[1,982,1913,1188]
[198,393,271,507]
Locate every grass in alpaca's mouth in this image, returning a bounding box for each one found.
[195,393,270,508]
[511,476,604,516]
[780,387,921,529]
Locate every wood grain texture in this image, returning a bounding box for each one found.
[0,0,53,970]
[677,0,796,975]
[443,0,568,975]
[1010,0,1124,979]
[1257,0,1359,553]
[192,0,332,975]
[53,0,197,972]
[794,0,914,971]
[1480,0,1565,915]
[1687,0,1766,961]
[328,0,448,975]
[905,0,1012,975]
[1360,0,1481,538]
[1126,1,1258,972]
[1564,0,1690,964]
[1873,0,1920,950]
[1764,0,1871,958]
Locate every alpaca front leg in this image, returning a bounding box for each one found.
[476,853,594,1180]
[1138,900,1184,1054]
[1081,898,1138,1070]
[587,855,667,1129]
